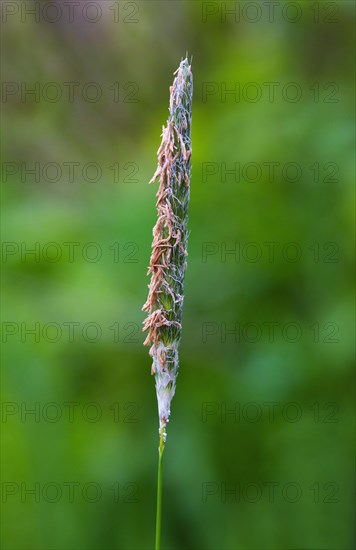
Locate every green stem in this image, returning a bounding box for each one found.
[155,429,165,550]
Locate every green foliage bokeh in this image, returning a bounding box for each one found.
[2,2,354,549]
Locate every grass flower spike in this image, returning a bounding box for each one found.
[142,57,192,549]
[143,57,193,442]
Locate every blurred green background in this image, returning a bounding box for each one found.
[1,1,355,549]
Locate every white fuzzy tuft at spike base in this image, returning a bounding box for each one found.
[151,342,179,440]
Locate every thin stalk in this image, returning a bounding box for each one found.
[155,429,165,550]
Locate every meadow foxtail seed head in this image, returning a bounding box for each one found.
[142,57,193,442]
